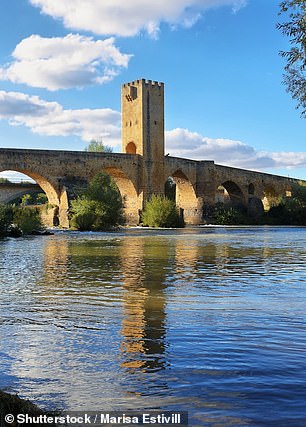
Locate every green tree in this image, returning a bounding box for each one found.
[70,172,124,230]
[13,207,43,234]
[84,138,113,153]
[0,203,13,237]
[36,193,48,205]
[265,184,306,224]
[141,195,184,228]
[21,194,32,206]
[277,0,306,117]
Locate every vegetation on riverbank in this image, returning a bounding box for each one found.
[204,185,306,226]
[0,390,58,427]
[0,204,44,237]
[1,180,306,232]
[141,195,184,228]
[70,172,124,231]
[0,390,43,418]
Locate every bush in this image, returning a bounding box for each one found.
[204,203,249,225]
[21,194,32,206]
[70,172,124,231]
[36,193,48,204]
[13,207,44,234]
[70,198,99,231]
[264,184,306,225]
[141,195,184,228]
[0,203,13,237]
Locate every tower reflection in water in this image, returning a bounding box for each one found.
[120,237,170,377]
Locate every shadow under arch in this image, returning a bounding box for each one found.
[262,184,280,211]
[166,169,200,224]
[217,180,246,207]
[104,166,140,225]
[248,183,255,195]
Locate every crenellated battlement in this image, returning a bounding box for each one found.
[122,79,164,89]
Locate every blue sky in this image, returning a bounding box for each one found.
[0,0,305,180]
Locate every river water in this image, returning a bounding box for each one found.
[1,227,306,426]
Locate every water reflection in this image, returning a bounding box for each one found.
[1,228,306,425]
[120,237,168,374]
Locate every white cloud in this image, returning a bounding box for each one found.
[166,128,306,170]
[0,34,132,90]
[29,0,247,37]
[0,90,121,146]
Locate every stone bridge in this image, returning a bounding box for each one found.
[0,148,300,227]
[0,181,41,204]
[0,78,303,226]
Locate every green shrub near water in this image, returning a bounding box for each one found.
[0,203,14,236]
[141,195,184,228]
[202,202,251,225]
[0,203,43,236]
[13,206,44,234]
[70,172,124,231]
[264,185,306,225]
[211,203,248,225]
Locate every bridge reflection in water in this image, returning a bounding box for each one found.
[120,237,168,373]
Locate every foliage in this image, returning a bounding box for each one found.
[36,193,48,204]
[13,206,44,234]
[0,391,48,423]
[0,178,10,184]
[209,203,248,225]
[0,203,14,237]
[21,194,32,206]
[84,138,113,153]
[18,192,48,206]
[141,195,184,228]
[70,172,124,230]
[277,0,306,117]
[264,184,306,224]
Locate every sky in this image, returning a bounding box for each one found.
[0,0,305,181]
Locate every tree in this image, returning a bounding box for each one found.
[84,138,113,153]
[21,194,32,206]
[0,203,13,237]
[141,195,184,228]
[13,207,44,234]
[277,0,306,117]
[70,172,124,230]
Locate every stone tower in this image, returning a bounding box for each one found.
[121,79,165,201]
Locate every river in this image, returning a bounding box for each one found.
[1,227,306,426]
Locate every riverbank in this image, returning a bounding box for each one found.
[0,390,44,419]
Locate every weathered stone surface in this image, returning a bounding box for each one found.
[0,182,40,203]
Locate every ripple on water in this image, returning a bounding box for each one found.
[1,227,306,425]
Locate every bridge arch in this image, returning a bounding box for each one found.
[262,184,280,211]
[0,169,60,205]
[103,166,140,224]
[216,180,246,207]
[0,169,63,227]
[165,169,201,224]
